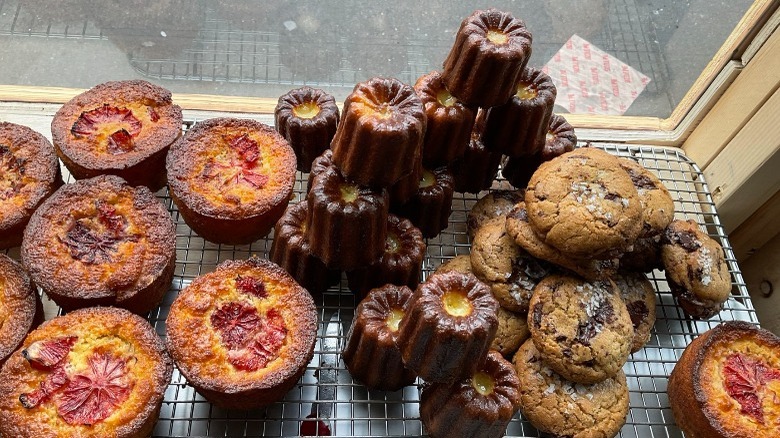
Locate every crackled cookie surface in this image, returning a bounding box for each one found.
[0,307,172,438]
[525,147,643,259]
[165,257,317,410]
[514,340,628,438]
[528,275,633,384]
[22,175,175,314]
[51,80,182,190]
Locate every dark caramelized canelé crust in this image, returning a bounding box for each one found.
[421,350,520,438]
[501,114,577,188]
[346,214,426,298]
[21,175,175,314]
[396,271,499,383]
[342,284,417,391]
[414,71,476,167]
[389,148,422,208]
[166,117,297,244]
[0,254,43,368]
[331,77,426,187]
[661,220,731,319]
[51,80,182,190]
[483,68,557,158]
[275,87,340,172]
[0,122,63,249]
[669,321,780,438]
[269,202,340,296]
[442,9,532,108]
[307,148,334,193]
[165,257,318,410]
[450,110,503,194]
[394,166,454,238]
[0,307,172,438]
[306,164,389,270]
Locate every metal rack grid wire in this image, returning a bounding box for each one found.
[1,118,757,437]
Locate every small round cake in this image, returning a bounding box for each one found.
[661,219,731,319]
[275,87,339,172]
[450,110,503,194]
[306,164,389,270]
[668,321,780,438]
[269,202,340,297]
[22,175,176,314]
[396,271,498,383]
[0,254,43,368]
[0,307,172,438]
[413,70,476,167]
[501,113,577,188]
[388,149,422,207]
[342,284,417,391]
[51,80,182,190]
[505,201,620,281]
[471,216,553,314]
[441,9,533,108]
[483,68,557,157]
[394,166,454,239]
[617,157,674,238]
[613,272,657,353]
[166,117,297,244]
[525,147,643,259]
[467,189,524,239]
[0,122,63,249]
[528,275,633,384]
[306,148,334,193]
[420,350,520,438]
[514,339,629,438]
[331,77,426,188]
[165,257,318,410]
[346,214,426,298]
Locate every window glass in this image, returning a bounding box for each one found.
[0,0,755,118]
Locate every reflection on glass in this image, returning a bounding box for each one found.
[0,0,757,118]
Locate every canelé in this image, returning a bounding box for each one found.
[275,87,339,172]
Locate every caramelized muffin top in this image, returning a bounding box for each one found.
[167,118,297,219]
[0,307,172,438]
[21,175,175,303]
[51,80,182,170]
[0,122,61,232]
[0,254,39,366]
[166,257,318,393]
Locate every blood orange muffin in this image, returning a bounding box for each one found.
[166,117,297,244]
[307,163,389,270]
[342,284,417,391]
[442,9,533,108]
[450,110,503,194]
[420,350,520,438]
[51,80,182,190]
[0,122,63,249]
[0,254,43,368]
[394,166,455,238]
[396,271,498,383]
[275,87,339,172]
[0,306,172,438]
[269,202,340,296]
[668,321,780,438]
[331,77,426,188]
[21,175,175,314]
[413,71,476,167]
[165,257,317,410]
[346,214,426,298]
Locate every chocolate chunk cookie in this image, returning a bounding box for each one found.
[619,235,663,273]
[661,219,731,319]
[617,157,674,237]
[466,189,524,239]
[613,272,657,353]
[492,307,530,358]
[435,254,472,275]
[471,216,554,313]
[525,147,643,259]
[505,202,619,281]
[528,275,633,384]
[514,340,629,438]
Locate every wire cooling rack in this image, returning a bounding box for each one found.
[2,123,756,437]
